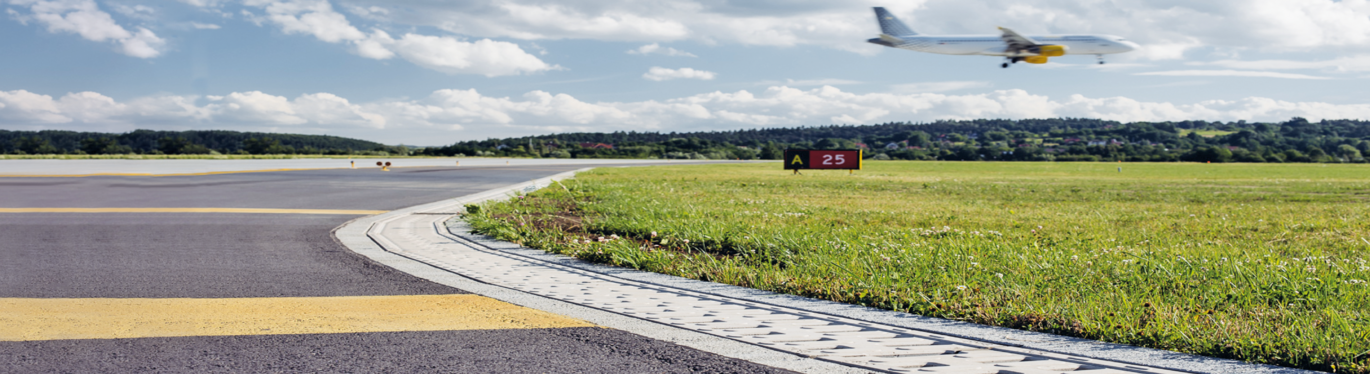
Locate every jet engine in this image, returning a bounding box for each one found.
[1030,45,1067,57]
[1024,56,1049,64]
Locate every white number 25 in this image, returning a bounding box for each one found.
[821,154,845,165]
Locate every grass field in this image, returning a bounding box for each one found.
[465,161,1370,372]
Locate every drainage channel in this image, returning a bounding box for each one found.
[367,210,1188,374]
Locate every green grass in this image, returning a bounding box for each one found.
[465,161,1370,373]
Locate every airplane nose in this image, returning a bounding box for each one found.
[1120,40,1140,51]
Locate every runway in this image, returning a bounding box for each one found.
[0,162,791,373]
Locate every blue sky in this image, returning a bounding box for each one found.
[3,0,1370,145]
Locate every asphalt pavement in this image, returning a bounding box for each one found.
[0,164,793,373]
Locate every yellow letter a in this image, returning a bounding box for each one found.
[791,155,803,164]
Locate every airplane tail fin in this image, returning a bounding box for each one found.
[873,7,918,37]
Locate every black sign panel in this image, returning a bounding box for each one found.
[783,149,809,169]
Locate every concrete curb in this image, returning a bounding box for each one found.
[336,166,1312,374]
[449,226,1311,374]
[333,168,867,374]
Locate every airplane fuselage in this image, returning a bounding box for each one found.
[873,34,1138,56]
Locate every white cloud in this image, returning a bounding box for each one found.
[352,29,394,59]
[0,90,70,123]
[243,0,364,43]
[643,67,715,81]
[387,33,559,77]
[891,81,991,93]
[118,27,166,58]
[208,91,307,125]
[755,79,863,87]
[1135,70,1330,80]
[627,43,695,57]
[371,31,560,77]
[1196,55,1370,72]
[110,3,155,21]
[190,22,220,29]
[291,92,386,128]
[8,86,1370,143]
[175,0,225,7]
[344,4,388,20]
[0,89,386,132]
[239,0,557,76]
[8,0,167,58]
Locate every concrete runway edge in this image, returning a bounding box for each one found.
[332,168,864,374]
[334,167,1308,374]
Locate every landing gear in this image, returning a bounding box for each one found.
[1002,62,1009,68]
[1002,57,1023,68]
[1097,55,1105,65]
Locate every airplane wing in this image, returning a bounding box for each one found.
[998,27,1039,50]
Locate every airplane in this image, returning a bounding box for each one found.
[867,7,1139,68]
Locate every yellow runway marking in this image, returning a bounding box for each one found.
[0,208,388,215]
[0,295,593,341]
[0,167,342,178]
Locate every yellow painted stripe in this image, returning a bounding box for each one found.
[0,295,593,341]
[0,167,343,178]
[0,208,388,215]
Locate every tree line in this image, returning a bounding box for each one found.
[416,118,1370,163]
[0,129,410,156]
[9,118,1368,162]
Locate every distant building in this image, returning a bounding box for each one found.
[884,142,902,149]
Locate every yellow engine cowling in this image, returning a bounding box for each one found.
[1037,44,1067,57]
[1024,56,1049,64]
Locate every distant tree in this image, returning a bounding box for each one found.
[80,137,118,154]
[180,144,214,155]
[1232,149,1266,163]
[813,138,855,149]
[14,136,59,154]
[906,131,931,147]
[1182,146,1233,163]
[1283,149,1311,163]
[158,137,193,154]
[1336,144,1362,162]
[760,143,784,159]
[1306,147,1333,163]
[243,137,294,154]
